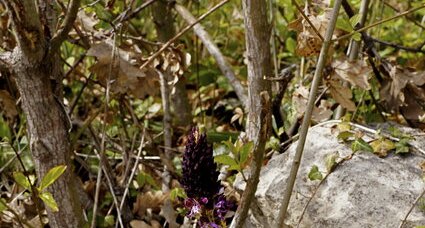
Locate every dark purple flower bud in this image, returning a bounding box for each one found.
[181,127,221,200]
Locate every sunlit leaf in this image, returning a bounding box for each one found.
[13,172,31,190]
[39,165,67,191]
[370,138,395,157]
[39,191,59,212]
[214,154,239,171]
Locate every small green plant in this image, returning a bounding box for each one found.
[13,165,67,212]
[214,138,253,173]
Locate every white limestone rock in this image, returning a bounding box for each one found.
[234,122,425,227]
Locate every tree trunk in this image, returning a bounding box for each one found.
[1,1,84,227]
[13,54,84,228]
[243,0,272,140]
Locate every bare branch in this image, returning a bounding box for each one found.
[175,4,248,109]
[50,0,81,53]
[370,37,425,53]
[277,0,343,226]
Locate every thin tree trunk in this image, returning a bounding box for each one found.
[13,52,84,228]
[243,0,272,140]
[152,0,192,127]
[1,1,84,227]
[229,0,272,227]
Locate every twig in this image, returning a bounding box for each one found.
[230,92,271,228]
[68,73,93,116]
[114,0,157,24]
[139,0,230,70]
[119,129,145,211]
[50,0,82,53]
[296,154,352,227]
[383,2,425,30]
[369,37,425,53]
[334,4,425,42]
[277,1,342,226]
[398,188,425,228]
[174,4,248,109]
[90,160,103,228]
[0,144,27,173]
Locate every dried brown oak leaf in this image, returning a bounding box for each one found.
[293,86,333,122]
[87,41,159,98]
[132,191,167,218]
[331,57,372,90]
[327,79,356,111]
[288,10,331,57]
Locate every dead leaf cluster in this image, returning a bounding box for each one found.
[288,9,331,57]
[380,61,425,128]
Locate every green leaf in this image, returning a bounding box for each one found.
[286,37,296,54]
[0,116,11,141]
[352,32,361,41]
[370,138,395,156]
[0,198,7,212]
[337,131,354,141]
[214,154,239,171]
[349,14,362,28]
[39,191,59,212]
[308,165,323,181]
[325,153,339,172]
[170,187,187,201]
[136,171,159,190]
[351,138,373,153]
[104,215,115,226]
[395,138,410,154]
[222,139,236,155]
[336,17,353,32]
[13,172,31,190]
[39,165,67,191]
[239,141,253,165]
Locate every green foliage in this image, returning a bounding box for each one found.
[38,165,67,191]
[13,172,31,190]
[170,187,187,202]
[351,138,373,153]
[136,171,159,190]
[13,165,67,212]
[0,198,7,212]
[215,139,253,173]
[308,165,323,181]
[39,191,59,212]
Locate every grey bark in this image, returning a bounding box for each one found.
[243,0,272,140]
[1,1,84,227]
[229,0,272,227]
